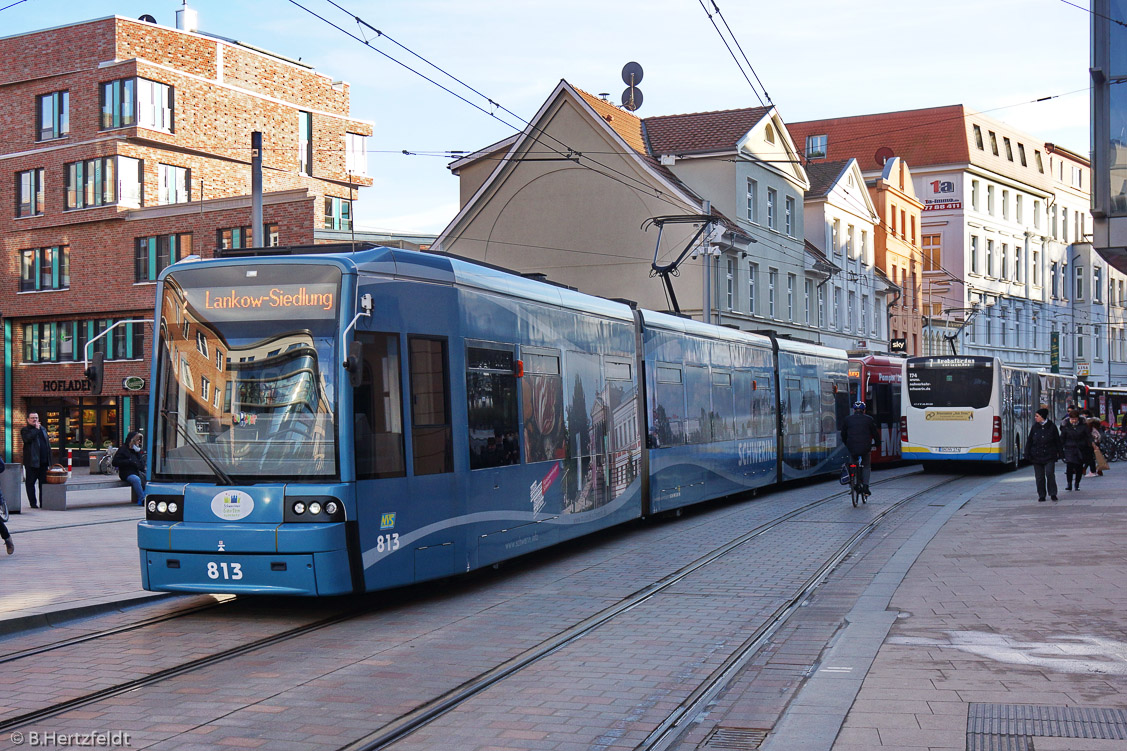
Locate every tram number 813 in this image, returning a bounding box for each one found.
[207,561,244,580]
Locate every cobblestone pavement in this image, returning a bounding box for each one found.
[0,467,943,751]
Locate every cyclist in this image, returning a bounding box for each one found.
[840,400,881,496]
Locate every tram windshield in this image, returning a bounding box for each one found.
[152,263,341,482]
[906,358,994,409]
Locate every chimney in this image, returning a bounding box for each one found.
[176,2,199,32]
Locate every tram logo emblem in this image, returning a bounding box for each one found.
[380,512,396,530]
[211,490,255,521]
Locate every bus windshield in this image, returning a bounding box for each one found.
[153,263,341,482]
[906,358,994,409]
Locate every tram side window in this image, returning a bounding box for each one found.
[870,383,895,423]
[466,346,519,469]
[753,374,774,436]
[652,365,685,447]
[733,371,753,438]
[522,351,566,463]
[711,371,734,441]
[685,365,712,444]
[408,337,453,475]
[353,332,405,479]
[832,381,851,428]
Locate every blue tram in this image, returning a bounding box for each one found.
[139,245,848,596]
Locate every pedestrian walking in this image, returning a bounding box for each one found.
[1087,418,1106,477]
[0,457,13,554]
[19,412,52,509]
[111,430,147,505]
[1061,411,1093,491]
[1025,408,1062,502]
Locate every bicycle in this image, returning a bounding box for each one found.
[847,454,868,508]
[98,446,118,475]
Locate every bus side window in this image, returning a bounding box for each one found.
[354,332,406,479]
[408,337,454,475]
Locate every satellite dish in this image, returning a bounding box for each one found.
[138,14,158,23]
[874,146,894,166]
[621,62,644,86]
[621,62,644,112]
[621,86,643,112]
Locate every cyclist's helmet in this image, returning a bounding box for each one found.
[852,400,866,411]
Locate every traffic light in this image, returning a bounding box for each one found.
[85,351,104,396]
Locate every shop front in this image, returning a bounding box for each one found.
[23,388,147,466]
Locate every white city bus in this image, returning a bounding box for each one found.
[900,355,1038,466]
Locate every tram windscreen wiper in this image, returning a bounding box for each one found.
[160,409,235,486]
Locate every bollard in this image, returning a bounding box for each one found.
[67,448,73,476]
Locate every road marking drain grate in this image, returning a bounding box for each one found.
[968,703,1127,750]
[697,727,768,750]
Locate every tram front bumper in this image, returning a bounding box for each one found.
[138,521,353,596]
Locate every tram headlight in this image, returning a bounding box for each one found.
[325,501,338,516]
[168,502,178,514]
[293,502,306,515]
[148,500,157,513]
[308,502,322,515]
[157,501,168,513]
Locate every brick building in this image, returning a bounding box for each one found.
[0,14,372,463]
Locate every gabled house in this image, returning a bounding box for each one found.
[435,81,833,344]
[801,159,892,354]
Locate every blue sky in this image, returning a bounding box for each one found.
[2,0,1092,233]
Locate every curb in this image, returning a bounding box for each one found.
[0,592,176,637]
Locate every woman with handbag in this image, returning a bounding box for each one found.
[1089,418,1108,476]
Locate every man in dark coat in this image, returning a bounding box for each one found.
[1025,407,1061,502]
[19,412,51,509]
[1060,411,1092,491]
[840,400,881,495]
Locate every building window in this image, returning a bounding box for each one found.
[1072,166,1083,189]
[971,180,980,211]
[1001,244,1009,279]
[36,91,69,141]
[324,196,353,230]
[218,224,280,250]
[973,124,984,150]
[158,164,191,205]
[1095,267,1103,302]
[748,262,757,314]
[1003,137,1013,161]
[1002,190,1009,220]
[804,279,812,324]
[785,195,795,236]
[787,274,795,320]
[846,224,855,259]
[834,287,843,329]
[746,178,758,223]
[831,218,841,254]
[767,188,777,229]
[20,246,69,292]
[299,111,313,175]
[1034,200,1041,228]
[1033,250,1040,285]
[100,78,136,129]
[806,134,827,158]
[768,269,777,317]
[817,285,826,327]
[988,130,998,156]
[986,239,994,276]
[847,290,856,332]
[346,133,368,175]
[1015,245,1023,282]
[65,156,142,210]
[726,258,734,309]
[1018,143,1027,166]
[16,168,45,217]
[137,78,174,132]
[970,236,979,274]
[1076,265,1084,299]
[987,185,995,215]
[1016,194,1023,223]
[134,233,192,282]
[24,319,142,363]
[1035,150,1044,173]
[922,234,941,271]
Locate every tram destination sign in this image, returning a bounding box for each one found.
[181,282,338,321]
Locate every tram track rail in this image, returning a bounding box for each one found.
[335,468,954,751]
[0,468,941,740]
